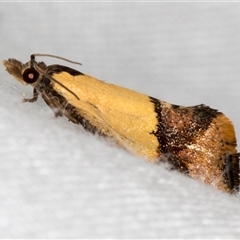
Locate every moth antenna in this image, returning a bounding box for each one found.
[31,54,82,66]
[33,61,80,101]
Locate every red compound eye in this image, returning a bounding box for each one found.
[22,68,39,84]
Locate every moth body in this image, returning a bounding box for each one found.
[3,55,239,193]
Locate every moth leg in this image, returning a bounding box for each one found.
[23,88,39,103]
[56,100,79,124]
[41,91,79,123]
[41,92,63,118]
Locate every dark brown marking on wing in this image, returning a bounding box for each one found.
[46,64,84,76]
[149,96,220,172]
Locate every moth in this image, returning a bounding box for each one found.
[3,54,239,193]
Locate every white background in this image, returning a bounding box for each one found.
[1,2,240,238]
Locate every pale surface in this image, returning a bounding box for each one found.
[1,3,240,238]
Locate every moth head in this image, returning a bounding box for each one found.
[3,58,46,86]
[3,54,80,100]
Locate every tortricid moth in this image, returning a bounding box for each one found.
[3,54,239,193]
